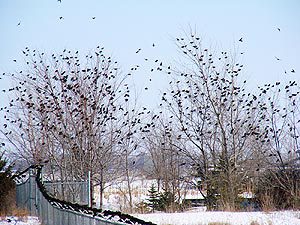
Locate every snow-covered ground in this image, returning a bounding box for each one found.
[0,216,40,225]
[134,210,300,225]
[1,211,299,225]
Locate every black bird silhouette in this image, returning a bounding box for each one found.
[17,21,21,26]
[152,43,155,47]
[58,0,62,2]
[275,56,280,61]
[92,17,96,20]
[291,69,295,73]
[136,48,141,54]
[59,16,64,20]
[277,27,280,31]
[239,38,243,42]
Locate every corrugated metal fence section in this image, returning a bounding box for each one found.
[44,180,89,205]
[15,167,155,225]
[16,174,122,225]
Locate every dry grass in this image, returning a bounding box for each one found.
[0,187,16,215]
[250,221,260,225]
[0,207,29,222]
[12,208,29,217]
[248,220,273,225]
[260,192,276,212]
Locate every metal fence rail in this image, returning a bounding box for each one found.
[15,166,155,225]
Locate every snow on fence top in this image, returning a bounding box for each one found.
[14,163,156,225]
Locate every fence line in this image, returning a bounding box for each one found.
[44,180,89,205]
[15,165,155,225]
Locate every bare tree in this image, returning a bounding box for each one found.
[2,47,140,208]
[143,114,189,212]
[111,101,148,213]
[256,80,300,209]
[160,33,263,210]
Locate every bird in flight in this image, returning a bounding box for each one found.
[58,0,62,2]
[59,16,64,20]
[291,69,295,73]
[92,17,96,20]
[17,21,21,26]
[277,28,281,32]
[239,38,243,42]
[152,43,155,47]
[136,48,141,54]
[275,56,280,61]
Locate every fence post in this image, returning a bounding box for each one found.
[88,171,91,207]
[27,169,37,215]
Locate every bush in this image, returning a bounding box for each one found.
[135,201,151,214]
[0,151,16,215]
[158,191,179,212]
[256,168,300,210]
[145,184,180,213]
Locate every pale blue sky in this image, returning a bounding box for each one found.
[0,0,299,111]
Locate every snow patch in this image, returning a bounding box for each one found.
[133,210,300,225]
[0,216,41,225]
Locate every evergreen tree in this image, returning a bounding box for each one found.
[158,190,176,212]
[146,183,160,212]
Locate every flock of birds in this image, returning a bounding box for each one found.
[0,45,161,159]
[1,28,298,158]
[0,0,298,185]
[137,31,299,168]
[13,0,295,76]
[0,5,298,222]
